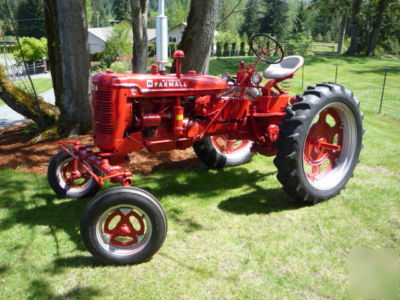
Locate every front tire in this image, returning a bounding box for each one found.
[47,150,101,198]
[274,83,364,204]
[80,187,167,265]
[193,136,254,169]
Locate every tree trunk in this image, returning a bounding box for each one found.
[0,64,59,130]
[176,0,218,74]
[367,0,390,56]
[345,0,363,55]
[337,12,347,55]
[44,0,92,136]
[131,0,148,73]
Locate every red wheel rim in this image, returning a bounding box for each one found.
[211,136,251,155]
[96,205,152,255]
[61,160,91,188]
[103,209,145,247]
[304,107,343,182]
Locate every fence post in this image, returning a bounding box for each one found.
[335,64,338,83]
[378,68,388,114]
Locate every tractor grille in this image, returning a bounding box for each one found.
[94,91,114,134]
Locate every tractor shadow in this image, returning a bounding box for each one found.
[0,160,306,269]
[137,163,305,215]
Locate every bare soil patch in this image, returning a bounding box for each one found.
[0,123,200,175]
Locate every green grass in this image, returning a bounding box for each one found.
[1,53,15,61]
[14,78,53,95]
[210,55,400,119]
[0,56,400,299]
[0,78,53,107]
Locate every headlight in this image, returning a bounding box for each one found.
[221,72,231,82]
[251,72,262,85]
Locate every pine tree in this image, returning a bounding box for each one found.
[291,1,307,36]
[259,0,289,39]
[112,0,131,23]
[16,0,46,38]
[240,0,262,37]
[86,0,93,27]
[91,0,112,27]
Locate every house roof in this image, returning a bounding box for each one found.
[88,27,113,42]
[88,27,157,42]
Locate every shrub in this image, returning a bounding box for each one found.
[90,52,103,62]
[13,37,47,63]
[101,22,132,67]
[109,61,131,73]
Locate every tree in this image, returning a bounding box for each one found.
[101,21,132,66]
[378,0,400,54]
[0,64,59,131]
[112,0,131,23]
[0,20,4,38]
[44,0,92,136]
[91,0,112,27]
[166,0,189,28]
[217,0,245,34]
[259,0,289,39]
[240,0,262,37]
[15,0,46,38]
[367,0,391,56]
[337,9,348,54]
[86,0,93,27]
[130,0,148,73]
[345,0,363,55]
[291,1,307,37]
[310,0,351,54]
[176,0,218,74]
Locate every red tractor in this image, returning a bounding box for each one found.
[47,34,363,265]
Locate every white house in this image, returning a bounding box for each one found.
[88,23,216,54]
[88,27,157,54]
[88,27,113,53]
[148,22,218,54]
[167,22,187,44]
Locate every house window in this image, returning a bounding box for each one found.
[169,37,177,43]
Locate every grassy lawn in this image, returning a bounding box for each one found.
[14,78,53,95]
[0,78,53,107]
[210,55,400,119]
[0,56,399,298]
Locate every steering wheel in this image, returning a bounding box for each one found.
[249,34,284,64]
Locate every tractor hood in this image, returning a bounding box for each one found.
[93,71,228,97]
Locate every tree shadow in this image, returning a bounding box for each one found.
[0,191,91,251]
[28,278,101,300]
[0,264,8,274]
[51,256,103,271]
[0,162,307,270]
[350,66,400,75]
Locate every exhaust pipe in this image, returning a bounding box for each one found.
[156,0,168,71]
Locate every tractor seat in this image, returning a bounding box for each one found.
[263,56,304,79]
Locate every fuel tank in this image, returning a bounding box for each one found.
[92,70,228,98]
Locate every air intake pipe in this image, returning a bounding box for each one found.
[156,0,168,72]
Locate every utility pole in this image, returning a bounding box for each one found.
[156,0,168,71]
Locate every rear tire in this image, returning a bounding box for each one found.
[193,136,254,169]
[80,187,167,265]
[274,83,364,204]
